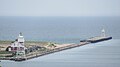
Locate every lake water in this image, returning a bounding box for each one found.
[0,16,120,43]
[0,16,120,67]
[1,39,120,67]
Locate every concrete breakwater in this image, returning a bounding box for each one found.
[25,42,89,61]
[0,42,89,61]
[0,36,112,61]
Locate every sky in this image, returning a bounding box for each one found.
[0,0,120,16]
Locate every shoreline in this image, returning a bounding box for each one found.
[0,36,112,61]
[0,42,89,61]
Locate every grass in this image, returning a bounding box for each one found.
[0,40,47,43]
[0,40,49,44]
[0,51,13,57]
[0,40,12,44]
[0,51,12,54]
[0,40,50,46]
[25,41,49,46]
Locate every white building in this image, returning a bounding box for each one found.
[7,32,26,56]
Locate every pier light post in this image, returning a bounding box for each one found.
[101,29,106,37]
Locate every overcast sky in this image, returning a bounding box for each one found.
[0,0,120,16]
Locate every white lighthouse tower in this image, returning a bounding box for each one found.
[18,32,25,44]
[101,29,106,37]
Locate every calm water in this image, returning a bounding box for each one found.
[0,16,120,43]
[0,16,120,67]
[1,39,120,67]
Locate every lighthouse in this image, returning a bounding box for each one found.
[7,32,26,56]
[18,32,25,43]
[101,29,106,37]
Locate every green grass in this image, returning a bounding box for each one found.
[0,40,49,44]
[0,51,13,57]
[0,40,49,46]
[0,40,12,44]
[0,51,12,54]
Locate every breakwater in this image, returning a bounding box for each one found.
[0,36,112,61]
[0,42,89,61]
